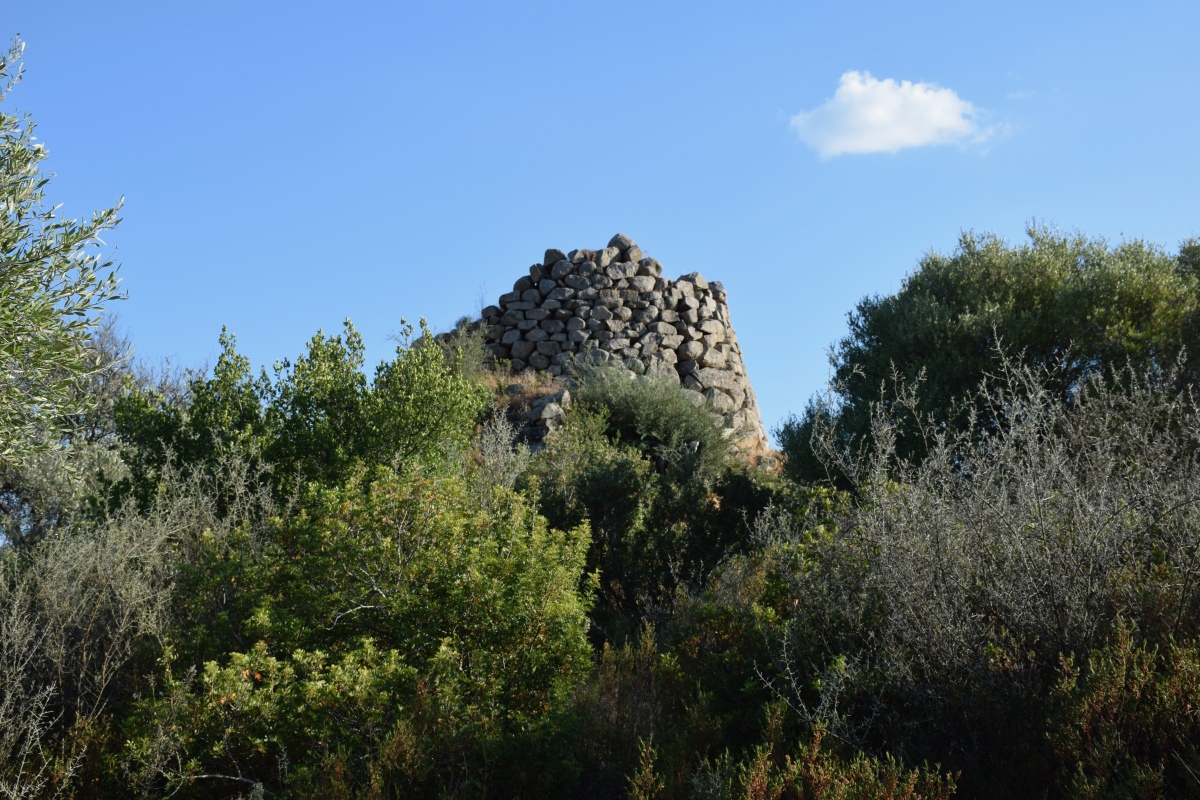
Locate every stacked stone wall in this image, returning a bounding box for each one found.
[481,234,769,455]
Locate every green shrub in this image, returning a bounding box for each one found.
[115,318,489,508]
[567,626,706,800]
[1048,621,1200,799]
[572,362,730,481]
[692,724,957,800]
[528,408,663,638]
[125,468,595,797]
[433,315,491,383]
[528,362,780,642]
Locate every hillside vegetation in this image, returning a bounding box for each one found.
[3,41,1200,799]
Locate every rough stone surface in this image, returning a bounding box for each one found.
[511,340,536,360]
[482,234,771,457]
[608,233,636,251]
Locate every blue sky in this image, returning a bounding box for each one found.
[7,1,1198,435]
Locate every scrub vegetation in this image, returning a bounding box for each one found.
[3,39,1199,798]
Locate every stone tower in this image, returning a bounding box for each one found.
[481,234,769,456]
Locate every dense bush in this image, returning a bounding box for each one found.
[115,318,489,509]
[527,366,782,644]
[0,459,266,797]
[124,468,595,798]
[565,625,957,800]
[1048,622,1200,798]
[571,363,732,481]
[741,362,1200,798]
[780,225,1200,483]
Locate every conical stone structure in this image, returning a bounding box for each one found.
[481,234,769,456]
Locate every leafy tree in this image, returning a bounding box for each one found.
[365,318,489,469]
[781,225,1200,483]
[263,320,371,491]
[1177,236,1200,276]
[114,327,269,512]
[0,39,123,464]
[265,317,489,492]
[0,319,136,545]
[115,318,489,507]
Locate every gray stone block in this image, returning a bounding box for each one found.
[699,348,727,368]
[637,258,663,278]
[608,233,635,250]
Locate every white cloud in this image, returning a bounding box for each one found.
[791,71,988,157]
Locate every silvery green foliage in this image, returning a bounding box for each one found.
[0,503,177,792]
[0,566,63,800]
[0,318,191,548]
[857,361,1200,665]
[572,361,729,480]
[0,39,124,464]
[769,359,1200,749]
[0,455,271,796]
[472,407,530,508]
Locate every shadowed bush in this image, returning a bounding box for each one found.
[0,455,271,798]
[754,360,1200,797]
